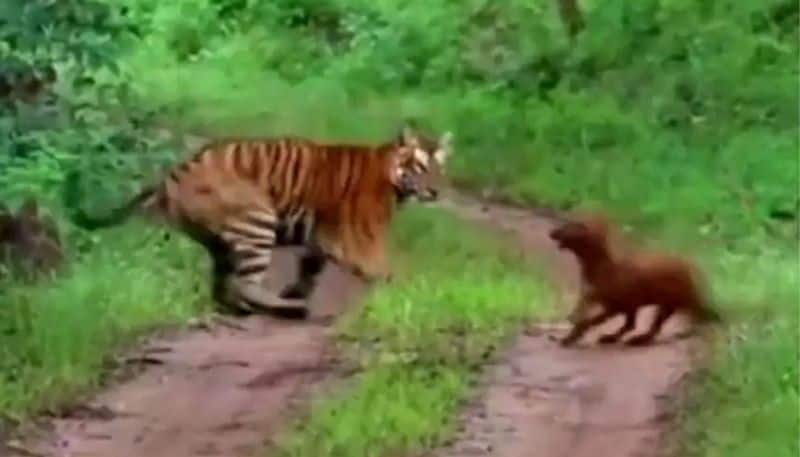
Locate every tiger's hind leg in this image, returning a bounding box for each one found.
[280,247,327,300]
[185,226,254,316]
[222,209,309,318]
[209,245,254,317]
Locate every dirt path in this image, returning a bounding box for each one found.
[435,193,697,457]
[20,248,364,457]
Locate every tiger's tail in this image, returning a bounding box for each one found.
[62,170,158,231]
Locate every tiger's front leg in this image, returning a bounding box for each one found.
[316,228,392,284]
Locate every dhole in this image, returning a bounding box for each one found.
[549,216,720,346]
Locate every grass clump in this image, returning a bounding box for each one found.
[271,206,553,457]
[676,247,799,457]
[0,224,207,420]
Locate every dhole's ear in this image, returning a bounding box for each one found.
[574,212,611,239]
[435,131,453,165]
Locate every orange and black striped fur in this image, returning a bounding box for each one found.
[63,126,453,318]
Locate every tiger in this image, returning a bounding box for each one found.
[62,125,453,318]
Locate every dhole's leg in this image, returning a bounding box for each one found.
[598,310,637,344]
[566,293,594,323]
[626,306,675,346]
[560,308,617,346]
[280,247,328,300]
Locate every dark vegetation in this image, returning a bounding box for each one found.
[0,0,796,455]
[0,199,63,279]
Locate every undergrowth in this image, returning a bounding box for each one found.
[0,224,207,420]
[675,245,799,457]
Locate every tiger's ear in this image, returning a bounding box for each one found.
[392,144,414,162]
[434,131,453,165]
[398,124,421,148]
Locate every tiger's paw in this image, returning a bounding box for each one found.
[233,280,310,320]
[279,283,312,300]
[267,305,310,320]
[625,334,655,346]
[597,334,622,345]
[241,297,310,320]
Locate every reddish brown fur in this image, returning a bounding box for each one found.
[550,217,719,346]
[0,199,63,278]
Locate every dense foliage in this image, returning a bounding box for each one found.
[0,0,179,217]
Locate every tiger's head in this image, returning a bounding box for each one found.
[390,125,453,204]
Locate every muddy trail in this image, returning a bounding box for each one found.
[435,193,698,457]
[13,192,698,457]
[18,249,365,457]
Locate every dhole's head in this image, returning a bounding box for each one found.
[390,124,454,203]
[549,216,609,257]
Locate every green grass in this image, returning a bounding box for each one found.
[676,247,799,457]
[0,224,208,420]
[271,206,553,457]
